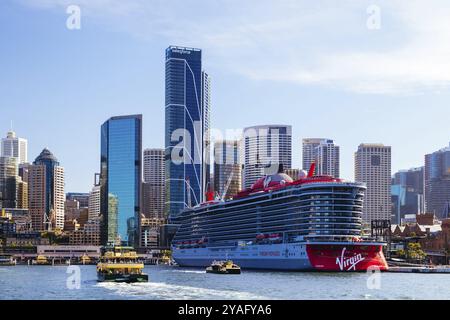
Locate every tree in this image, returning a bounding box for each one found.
[406,242,426,262]
[397,249,406,258]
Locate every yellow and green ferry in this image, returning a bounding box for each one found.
[97,247,149,283]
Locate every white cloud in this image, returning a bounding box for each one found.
[16,0,450,94]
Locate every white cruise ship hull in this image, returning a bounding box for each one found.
[172,242,388,272]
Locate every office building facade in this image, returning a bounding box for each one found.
[355,144,392,224]
[88,185,101,220]
[143,149,165,219]
[1,131,27,164]
[243,125,292,189]
[0,156,18,208]
[302,138,340,177]
[28,149,65,231]
[391,167,424,224]
[214,140,242,199]
[165,46,210,218]
[100,115,142,246]
[425,144,450,219]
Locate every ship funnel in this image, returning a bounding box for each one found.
[307,163,316,178]
[206,191,215,202]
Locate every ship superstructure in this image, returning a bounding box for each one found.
[171,165,388,271]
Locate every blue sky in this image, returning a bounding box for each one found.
[2,0,450,192]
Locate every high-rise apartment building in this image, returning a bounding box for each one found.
[1,131,27,164]
[143,148,165,219]
[214,140,242,199]
[355,144,392,224]
[302,138,340,177]
[28,149,65,231]
[425,144,450,219]
[165,46,210,218]
[243,125,292,189]
[100,115,142,246]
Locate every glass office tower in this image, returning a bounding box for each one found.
[100,115,142,246]
[165,46,210,219]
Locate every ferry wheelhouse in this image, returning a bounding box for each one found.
[171,165,388,272]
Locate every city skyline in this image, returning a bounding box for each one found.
[2,1,450,302]
[3,1,450,193]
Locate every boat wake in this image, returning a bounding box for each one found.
[96,281,269,300]
[170,269,205,274]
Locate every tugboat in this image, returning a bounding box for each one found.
[206,260,241,275]
[97,246,149,283]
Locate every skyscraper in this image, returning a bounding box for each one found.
[302,138,340,177]
[28,148,65,231]
[1,131,27,164]
[0,156,18,208]
[88,185,101,220]
[202,72,212,197]
[66,193,90,208]
[100,115,142,246]
[355,144,392,224]
[165,46,210,218]
[391,167,424,224]
[143,148,165,219]
[425,144,450,219]
[243,125,292,189]
[214,140,242,199]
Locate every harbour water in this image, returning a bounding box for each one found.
[0,265,449,300]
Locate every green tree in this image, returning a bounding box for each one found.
[397,249,406,258]
[406,242,426,262]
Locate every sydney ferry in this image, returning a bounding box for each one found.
[171,164,388,272]
[97,247,148,283]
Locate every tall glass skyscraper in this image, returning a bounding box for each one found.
[425,144,450,219]
[391,167,424,224]
[100,115,142,246]
[165,46,210,218]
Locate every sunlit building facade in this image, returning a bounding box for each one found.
[355,144,391,224]
[1,131,27,164]
[302,138,340,177]
[243,125,292,189]
[214,140,242,199]
[100,115,142,246]
[28,149,65,231]
[165,46,210,218]
[425,144,450,219]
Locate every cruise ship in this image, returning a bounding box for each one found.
[171,165,388,272]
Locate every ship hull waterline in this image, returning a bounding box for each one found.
[97,273,149,283]
[173,242,388,272]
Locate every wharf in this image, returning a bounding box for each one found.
[387,266,450,273]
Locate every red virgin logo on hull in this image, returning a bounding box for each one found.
[336,247,365,271]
